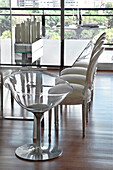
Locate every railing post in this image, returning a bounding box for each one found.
[60,0,64,70]
[79,9,82,25]
[42,12,45,37]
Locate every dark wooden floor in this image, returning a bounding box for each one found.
[0,71,113,170]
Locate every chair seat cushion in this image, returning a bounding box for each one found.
[61,67,87,76]
[48,83,73,95]
[49,83,91,105]
[73,59,89,68]
[60,83,91,105]
[56,74,86,86]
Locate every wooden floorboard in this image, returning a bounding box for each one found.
[0,72,113,170]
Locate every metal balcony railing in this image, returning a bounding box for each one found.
[0,7,113,67]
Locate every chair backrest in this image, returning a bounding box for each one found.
[91,40,105,58]
[73,41,93,63]
[92,31,106,50]
[86,47,104,88]
[83,47,104,94]
[73,32,106,65]
[89,32,106,63]
[95,32,106,44]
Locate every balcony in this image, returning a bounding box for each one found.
[0,4,113,69]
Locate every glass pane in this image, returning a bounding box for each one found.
[41,10,61,66]
[2,1,113,66]
[12,14,42,64]
[0,0,10,7]
[12,7,61,66]
[0,0,11,64]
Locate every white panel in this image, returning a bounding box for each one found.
[41,39,60,65]
[41,39,90,66]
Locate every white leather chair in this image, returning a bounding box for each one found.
[54,47,104,137]
[60,33,105,103]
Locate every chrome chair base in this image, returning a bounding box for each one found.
[15,143,62,161]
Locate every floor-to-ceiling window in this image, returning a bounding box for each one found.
[0,0,113,69]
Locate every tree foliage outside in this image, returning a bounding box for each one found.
[1,30,11,39]
[0,0,9,7]
[0,0,10,36]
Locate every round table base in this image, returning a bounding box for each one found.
[15,144,62,161]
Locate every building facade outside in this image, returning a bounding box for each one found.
[11,0,108,8]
